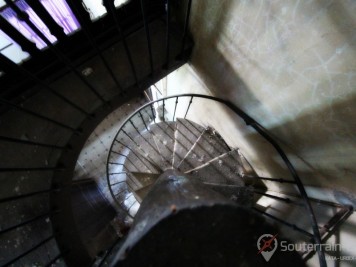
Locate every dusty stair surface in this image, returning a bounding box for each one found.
[177,126,231,172]
[108,117,254,216]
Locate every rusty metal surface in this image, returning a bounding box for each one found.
[112,170,305,267]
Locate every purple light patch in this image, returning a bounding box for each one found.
[0,0,80,49]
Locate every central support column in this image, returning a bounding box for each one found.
[112,170,305,266]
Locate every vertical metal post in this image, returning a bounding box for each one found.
[102,0,139,88]
[2,236,54,267]
[140,0,154,75]
[0,98,77,131]
[66,0,123,92]
[180,0,192,58]
[164,0,171,69]
[150,103,156,122]
[173,96,178,121]
[0,53,90,116]
[138,110,149,131]
[184,96,193,118]
[0,135,66,150]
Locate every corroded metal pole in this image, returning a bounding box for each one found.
[112,170,305,266]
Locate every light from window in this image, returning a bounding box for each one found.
[82,0,129,21]
[1,0,57,49]
[0,29,30,63]
[0,0,80,50]
[40,0,80,35]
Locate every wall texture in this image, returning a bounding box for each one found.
[168,0,356,202]
[163,1,356,264]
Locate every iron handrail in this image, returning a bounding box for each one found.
[106,93,327,266]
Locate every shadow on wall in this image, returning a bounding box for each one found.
[188,0,356,198]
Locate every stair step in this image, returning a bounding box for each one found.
[202,182,253,207]
[127,172,160,192]
[132,130,169,171]
[178,127,230,172]
[124,147,159,173]
[149,121,176,170]
[133,183,153,203]
[172,118,206,169]
[186,149,245,185]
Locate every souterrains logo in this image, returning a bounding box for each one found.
[257,234,278,262]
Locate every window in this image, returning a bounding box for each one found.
[82,0,128,21]
[40,0,80,35]
[0,0,80,62]
[0,29,30,63]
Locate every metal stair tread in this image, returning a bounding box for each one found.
[178,127,230,172]
[185,149,245,186]
[127,172,160,191]
[132,183,154,203]
[172,118,206,169]
[148,121,176,170]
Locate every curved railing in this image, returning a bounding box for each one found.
[107,94,353,267]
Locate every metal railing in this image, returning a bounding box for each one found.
[0,0,193,266]
[106,94,353,267]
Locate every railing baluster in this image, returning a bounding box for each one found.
[44,253,63,267]
[104,94,331,267]
[66,0,123,92]
[0,135,67,150]
[0,212,51,235]
[2,236,54,267]
[150,103,156,122]
[108,162,124,166]
[0,188,53,204]
[109,172,127,175]
[243,175,296,184]
[102,0,139,88]
[4,0,106,104]
[117,138,161,172]
[110,180,125,186]
[0,98,77,131]
[254,191,304,206]
[179,0,192,59]
[115,188,129,197]
[140,0,153,75]
[0,54,90,116]
[119,192,133,205]
[129,119,141,136]
[253,208,313,238]
[173,96,178,121]
[97,238,121,267]
[250,122,327,266]
[0,166,65,172]
[184,96,193,118]
[127,200,137,212]
[138,110,149,132]
[162,99,165,121]
[164,0,170,69]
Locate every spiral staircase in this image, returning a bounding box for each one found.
[104,94,353,267]
[107,114,253,217]
[0,0,354,266]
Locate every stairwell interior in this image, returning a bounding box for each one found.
[0,0,355,267]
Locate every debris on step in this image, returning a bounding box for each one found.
[178,126,230,172]
[186,149,245,186]
[172,118,205,168]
